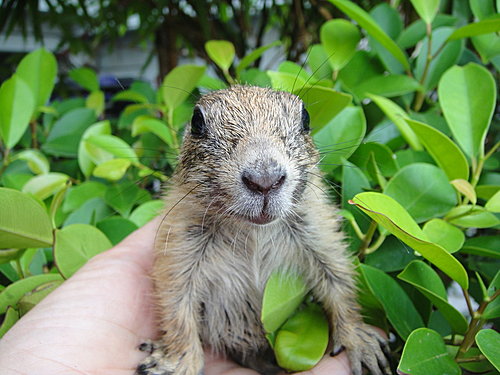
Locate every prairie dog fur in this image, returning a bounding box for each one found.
[137,86,390,375]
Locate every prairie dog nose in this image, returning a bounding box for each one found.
[241,160,287,196]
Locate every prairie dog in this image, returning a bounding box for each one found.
[137,85,390,375]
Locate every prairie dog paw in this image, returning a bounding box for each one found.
[136,340,203,375]
[335,325,391,375]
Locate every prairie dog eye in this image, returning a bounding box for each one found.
[301,106,310,133]
[191,107,207,138]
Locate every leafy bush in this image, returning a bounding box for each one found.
[0,0,499,374]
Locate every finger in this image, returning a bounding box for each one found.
[204,351,260,375]
[287,351,351,375]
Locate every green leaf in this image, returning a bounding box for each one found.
[86,90,105,117]
[132,116,174,147]
[63,197,112,226]
[86,134,138,163]
[92,158,132,181]
[104,181,149,217]
[422,219,465,253]
[360,264,424,340]
[96,216,138,245]
[42,108,97,157]
[438,63,496,160]
[306,44,333,81]
[461,236,500,258]
[409,0,440,24]
[398,328,461,375]
[446,205,500,228]
[384,163,457,223]
[0,273,63,314]
[112,90,149,104]
[17,279,63,316]
[351,192,469,289]
[367,94,422,150]
[327,0,410,70]
[69,67,99,92]
[365,236,419,272]
[236,41,281,76]
[406,119,469,181]
[398,261,468,334]
[448,16,500,39]
[162,65,206,111]
[267,71,306,92]
[273,303,329,372]
[353,74,421,99]
[16,47,57,111]
[129,200,164,227]
[313,106,366,173]
[205,40,235,72]
[0,307,19,338]
[0,75,35,148]
[22,172,69,201]
[12,149,50,175]
[54,224,112,278]
[78,120,113,176]
[485,190,500,212]
[261,270,309,333]
[471,32,500,63]
[320,19,360,72]
[62,181,107,213]
[451,179,477,205]
[476,329,500,371]
[294,86,352,134]
[0,188,53,249]
[350,142,398,178]
[0,249,25,264]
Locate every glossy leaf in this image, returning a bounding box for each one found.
[294,86,352,134]
[261,270,309,333]
[42,108,97,157]
[267,71,306,92]
[132,116,174,147]
[438,63,496,160]
[86,134,138,163]
[406,119,469,181]
[313,106,366,173]
[461,236,500,258]
[0,273,62,314]
[306,44,333,81]
[205,40,235,71]
[320,19,360,72]
[476,329,500,371]
[69,67,99,92]
[78,120,113,176]
[0,188,53,249]
[0,75,35,148]
[350,142,398,178]
[351,192,469,289]
[274,303,329,372]
[236,41,281,76]
[422,219,464,253]
[112,90,149,104]
[92,158,131,181]
[0,307,19,338]
[96,216,138,245]
[409,0,439,24]
[22,172,69,200]
[54,224,112,278]
[104,181,150,217]
[353,74,421,99]
[398,328,461,375]
[367,94,422,150]
[449,16,500,39]
[17,279,63,316]
[327,0,409,70]
[384,163,457,223]
[485,190,500,212]
[446,205,500,228]
[451,179,477,205]
[12,150,50,175]
[62,181,107,213]
[162,65,206,111]
[86,90,105,117]
[360,264,424,340]
[16,47,57,111]
[398,261,468,334]
[129,200,164,227]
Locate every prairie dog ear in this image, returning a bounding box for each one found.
[190,106,207,138]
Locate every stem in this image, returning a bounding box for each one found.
[462,288,475,317]
[30,119,38,149]
[413,23,433,112]
[223,69,236,85]
[0,147,11,175]
[349,216,365,240]
[456,355,486,363]
[358,220,377,259]
[456,289,500,358]
[14,258,25,279]
[365,234,386,255]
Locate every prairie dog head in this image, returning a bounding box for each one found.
[177,85,319,225]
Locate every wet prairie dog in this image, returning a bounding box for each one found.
[137,86,390,375]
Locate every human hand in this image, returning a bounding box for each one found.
[0,217,352,375]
